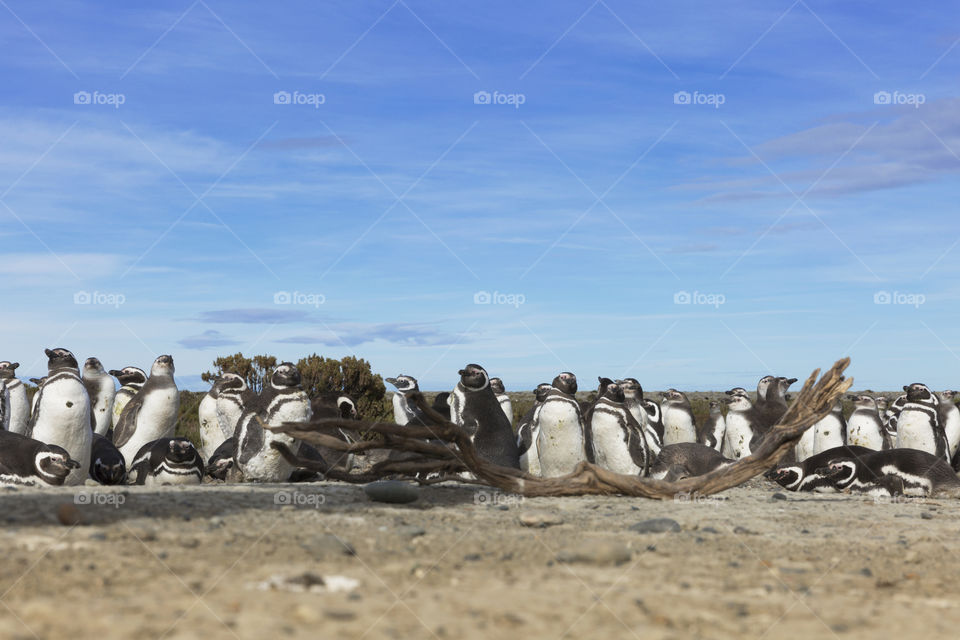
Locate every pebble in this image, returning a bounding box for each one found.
[629,518,681,534]
[363,481,420,504]
[292,604,319,624]
[301,534,356,558]
[56,503,81,526]
[556,541,631,566]
[518,511,564,528]
[325,609,357,621]
[920,512,933,520]
[771,493,787,501]
[88,531,107,541]
[396,525,426,538]
[209,517,225,528]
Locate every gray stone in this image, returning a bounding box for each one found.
[629,518,681,534]
[518,511,564,528]
[363,481,419,504]
[556,541,631,566]
[396,525,426,538]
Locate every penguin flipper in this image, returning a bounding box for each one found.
[112,398,143,447]
[624,412,649,475]
[237,414,264,466]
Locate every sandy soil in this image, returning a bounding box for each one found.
[0,478,957,640]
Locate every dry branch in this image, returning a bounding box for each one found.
[268,357,852,498]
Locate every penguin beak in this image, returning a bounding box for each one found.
[385,377,397,386]
[66,458,81,470]
[458,369,466,376]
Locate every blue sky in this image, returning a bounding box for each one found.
[2,0,959,391]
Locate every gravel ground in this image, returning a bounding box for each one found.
[1,478,957,640]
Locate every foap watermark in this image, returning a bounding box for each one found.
[274,490,326,508]
[75,491,126,508]
[473,90,526,109]
[274,290,325,307]
[874,290,925,308]
[473,490,524,507]
[273,90,325,108]
[674,290,725,308]
[474,290,525,308]
[873,90,925,108]
[673,90,725,108]
[673,491,724,507]
[74,290,126,308]
[73,90,125,108]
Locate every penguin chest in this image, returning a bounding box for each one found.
[590,412,639,474]
[34,379,91,439]
[535,402,584,476]
[813,417,844,453]
[145,459,203,486]
[897,409,938,454]
[846,415,883,450]
[722,413,752,459]
[941,407,960,456]
[198,396,224,457]
[242,430,298,481]
[391,394,409,426]
[662,407,696,445]
[216,396,243,438]
[137,389,179,439]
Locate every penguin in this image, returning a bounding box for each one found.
[660,389,697,445]
[109,366,147,430]
[587,381,649,475]
[765,444,874,492]
[234,363,312,482]
[535,372,586,477]
[82,357,116,436]
[721,389,756,460]
[517,383,552,475]
[431,392,452,421]
[28,348,92,486]
[206,436,236,481]
[751,375,777,429]
[0,361,29,435]
[0,429,80,486]
[882,393,907,441]
[449,364,520,468]
[309,393,360,472]
[648,442,732,481]
[128,437,204,486]
[896,383,947,460]
[818,448,960,497]
[812,400,846,455]
[29,377,45,418]
[215,372,248,439]
[114,355,180,467]
[698,399,725,452]
[936,390,960,461]
[619,378,661,457]
[489,377,513,425]
[385,375,431,426]
[89,433,126,485]
[198,376,232,461]
[756,376,796,433]
[845,395,888,451]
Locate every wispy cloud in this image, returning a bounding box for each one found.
[178,329,242,350]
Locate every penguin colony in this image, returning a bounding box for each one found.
[1,349,959,499]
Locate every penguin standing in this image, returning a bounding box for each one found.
[936,390,960,462]
[431,392,452,421]
[489,377,513,425]
[215,373,248,439]
[751,376,776,429]
[535,372,585,477]
[449,364,520,468]
[812,400,846,455]
[698,399,726,452]
[619,378,661,457]
[766,444,874,493]
[114,355,180,467]
[755,376,796,434]
[721,390,756,460]
[660,389,697,445]
[89,433,126,485]
[819,448,960,497]
[0,429,80,486]
[587,381,648,475]
[517,383,552,476]
[128,437,204,485]
[234,363,312,482]
[882,393,906,442]
[845,395,888,451]
[198,376,231,460]
[0,361,29,435]
[896,383,948,460]
[82,357,116,436]
[28,348,92,486]
[385,375,430,426]
[109,367,147,430]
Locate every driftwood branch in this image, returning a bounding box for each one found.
[268,358,852,498]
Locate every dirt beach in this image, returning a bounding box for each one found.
[1,479,957,640]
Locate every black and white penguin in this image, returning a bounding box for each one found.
[845,395,888,451]
[698,399,726,452]
[660,389,697,445]
[896,383,947,460]
[936,390,960,462]
[114,355,180,466]
[28,377,45,418]
[648,442,732,481]
[234,363,312,482]
[812,400,846,455]
[0,361,29,435]
[755,376,796,434]
[619,378,661,457]
[0,429,80,486]
[82,357,116,436]
[449,364,520,469]
[721,389,756,460]
[128,437,204,485]
[386,375,430,426]
[766,444,874,492]
[586,381,648,475]
[309,393,360,472]
[431,392,452,421]
[517,383,552,475]
[28,348,92,486]
[198,376,234,460]
[882,393,906,441]
[535,372,585,477]
[214,372,248,439]
[818,448,960,497]
[206,436,236,481]
[89,433,126,485]
[489,377,513,425]
[109,366,146,430]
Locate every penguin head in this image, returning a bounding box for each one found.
[0,361,19,379]
[83,357,105,375]
[660,389,686,406]
[756,375,776,397]
[818,459,857,486]
[489,377,506,394]
[386,375,419,393]
[551,372,577,396]
[217,372,247,392]
[44,347,78,372]
[533,383,553,403]
[765,465,802,490]
[775,377,797,396]
[271,363,301,388]
[725,387,748,398]
[904,383,934,403]
[337,395,358,419]
[457,364,489,391]
[601,382,625,403]
[940,390,958,403]
[723,393,752,410]
[708,399,722,412]
[110,366,147,385]
[596,377,614,396]
[165,438,199,464]
[151,355,176,376]
[618,378,643,400]
[94,457,126,485]
[35,446,81,485]
[848,394,877,411]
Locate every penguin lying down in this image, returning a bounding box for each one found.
[0,430,81,486]
[648,443,733,481]
[766,445,874,493]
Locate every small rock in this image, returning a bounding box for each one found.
[180,537,200,549]
[920,512,933,520]
[859,567,873,577]
[701,526,719,534]
[88,531,107,541]
[292,604,319,624]
[556,541,631,566]
[83,479,99,487]
[363,481,419,504]
[771,493,787,501]
[325,609,357,621]
[56,503,81,526]
[733,526,756,535]
[904,550,920,564]
[396,525,426,538]
[518,511,564,528]
[463,553,482,562]
[629,518,681,534]
[209,517,225,528]
[301,534,356,558]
